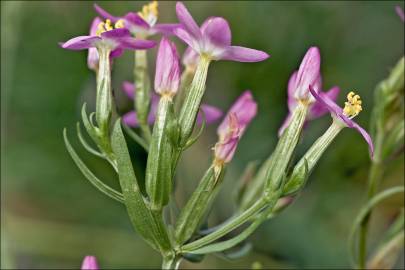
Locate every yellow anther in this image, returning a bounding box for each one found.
[138,1,159,25]
[95,19,125,36]
[115,19,125,29]
[343,91,362,118]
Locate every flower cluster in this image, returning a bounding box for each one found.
[61,2,378,269]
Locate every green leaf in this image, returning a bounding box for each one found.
[63,128,124,204]
[381,120,404,161]
[111,120,172,252]
[348,186,405,267]
[76,122,103,158]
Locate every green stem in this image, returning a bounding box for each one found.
[181,195,275,252]
[134,50,152,142]
[358,161,384,269]
[161,254,181,270]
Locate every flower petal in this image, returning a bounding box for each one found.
[87,48,99,70]
[154,37,180,95]
[81,256,99,270]
[182,46,199,67]
[122,81,135,99]
[197,104,223,124]
[220,46,270,62]
[100,28,131,39]
[153,23,182,35]
[94,4,120,22]
[201,17,231,48]
[350,121,375,157]
[110,47,124,58]
[176,2,202,40]
[287,71,298,111]
[61,36,100,50]
[117,37,156,50]
[218,90,257,137]
[294,47,321,99]
[124,12,150,29]
[90,17,103,36]
[309,86,340,119]
[396,6,405,22]
[174,27,200,52]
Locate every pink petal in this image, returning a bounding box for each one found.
[287,71,298,111]
[117,37,156,50]
[154,37,181,95]
[350,121,375,157]
[201,17,231,48]
[100,28,130,39]
[176,2,202,40]
[81,256,99,270]
[122,81,135,99]
[124,12,150,30]
[61,36,100,50]
[94,4,119,22]
[221,46,270,62]
[309,86,340,119]
[153,23,181,35]
[89,17,102,36]
[197,104,223,124]
[294,47,321,99]
[174,27,200,52]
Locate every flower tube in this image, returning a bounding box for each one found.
[81,256,99,270]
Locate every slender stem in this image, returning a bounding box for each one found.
[161,255,181,270]
[134,50,152,142]
[358,161,384,269]
[181,197,269,252]
[357,131,384,269]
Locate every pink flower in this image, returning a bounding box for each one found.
[174,2,269,62]
[278,47,340,136]
[214,91,257,164]
[81,256,98,270]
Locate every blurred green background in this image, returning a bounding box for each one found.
[1,1,404,269]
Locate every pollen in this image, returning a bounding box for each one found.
[343,91,362,118]
[138,1,158,26]
[96,19,125,36]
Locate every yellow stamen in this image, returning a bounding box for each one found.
[115,19,125,29]
[343,91,362,118]
[95,19,125,36]
[138,1,159,25]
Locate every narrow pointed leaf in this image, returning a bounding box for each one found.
[63,128,124,203]
[112,120,172,252]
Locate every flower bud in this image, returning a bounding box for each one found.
[154,37,180,97]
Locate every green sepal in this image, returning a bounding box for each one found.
[76,122,103,158]
[282,158,309,195]
[174,165,224,245]
[63,128,124,203]
[166,104,181,147]
[145,97,173,211]
[265,104,307,192]
[111,120,173,252]
[81,103,98,142]
[178,57,211,146]
[182,108,206,150]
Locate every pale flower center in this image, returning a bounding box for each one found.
[138,1,158,26]
[96,19,125,36]
[343,91,362,118]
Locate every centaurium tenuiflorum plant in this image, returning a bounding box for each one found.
[61,2,378,269]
